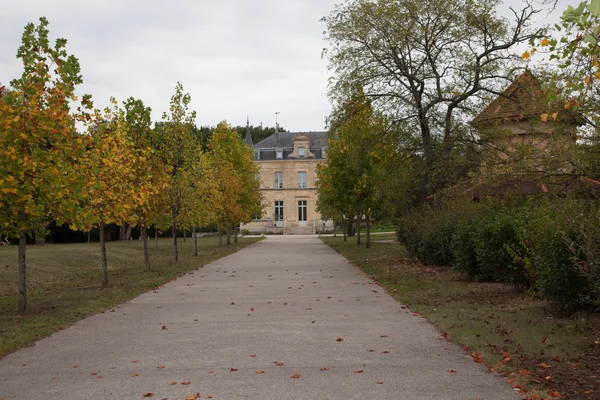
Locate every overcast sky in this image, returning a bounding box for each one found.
[0,0,581,132]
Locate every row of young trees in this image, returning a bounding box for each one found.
[317,0,600,248]
[0,18,262,313]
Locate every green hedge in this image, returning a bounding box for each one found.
[397,198,600,310]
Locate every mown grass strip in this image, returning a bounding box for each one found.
[0,236,262,357]
[321,236,600,399]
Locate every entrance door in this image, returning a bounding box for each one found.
[297,200,307,227]
[275,201,284,227]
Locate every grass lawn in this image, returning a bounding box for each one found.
[0,235,262,357]
[322,235,600,400]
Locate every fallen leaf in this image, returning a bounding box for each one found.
[584,389,595,394]
[377,380,384,384]
[336,338,344,342]
[96,376,102,379]
[506,378,515,384]
[90,372,97,375]
[552,355,560,362]
[519,369,529,376]
[547,390,560,398]
[380,335,388,338]
[230,302,235,305]
[73,365,79,368]
[167,381,177,385]
[250,307,254,312]
[256,370,265,374]
[367,349,376,352]
[353,370,364,373]
[471,352,483,363]
[157,365,165,369]
[305,308,312,310]
[447,369,456,373]
[132,360,140,363]
[207,396,213,399]
[207,370,214,374]
[249,354,256,358]
[143,393,154,398]
[320,367,329,371]
[538,362,551,369]
[230,368,238,371]
[382,350,390,354]
[162,326,167,330]
[275,362,284,366]
[290,374,301,378]
[131,373,139,377]
[181,381,191,385]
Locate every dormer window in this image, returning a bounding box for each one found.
[276,150,283,159]
[298,147,305,159]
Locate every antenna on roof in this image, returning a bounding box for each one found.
[275,111,280,133]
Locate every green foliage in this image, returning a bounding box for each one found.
[398,197,600,310]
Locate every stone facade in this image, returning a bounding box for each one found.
[241,131,333,234]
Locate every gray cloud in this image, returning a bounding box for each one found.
[0,0,580,131]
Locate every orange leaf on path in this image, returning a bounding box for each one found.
[131,373,139,377]
[336,338,344,342]
[250,307,254,312]
[377,380,384,384]
[249,354,256,358]
[143,393,154,398]
[353,370,364,373]
[207,396,213,399]
[162,326,167,330]
[519,370,529,376]
[181,381,191,385]
[275,362,284,366]
[290,374,301,378]
[90,372,97,375]
[157,365,165,369]
[538,362,552,368]
[132,360,140,363]
[471,353,483,363]
[207,370,214,373]
[167,381,177,385]
[320,367,329,371]
[230,368,238,371]
[447,369,456,373]
[256,370,265,374]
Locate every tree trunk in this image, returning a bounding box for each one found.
[119,225,127,241]
[154,227,158,250]
[100,221,108,289]
[183,229,186,243]
[87,230,91,243]
[124,224,133,241]
[18,226,27,314]
[366,212,371,249]
[171,208,179,263]
[342,217,347,242]
[226,229,231,245]
[234,228,238,243]
[193,227,198,256]
[333,219,336,237]
[142,223,150,272]
[356,215,361,246]
[347,217,355,237]
[219,222,223,247]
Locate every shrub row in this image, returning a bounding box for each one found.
[397,197,600,310]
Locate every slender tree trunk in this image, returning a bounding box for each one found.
[100,221,108,289]
[366,212,371,249]
[119,225,126,241]
[234,228,238,243]
[171,207,178,263]
[226,229,231,245]
[87,230,91,243]
[124,224,133,241]
[342,217,347,242]
[154,227,158,250]
[219,222,223,247]
[183,229,186,243]
[193,227,198,256]
[333,219,336,237]
[18,225,27,314]
[142,223,150,272]
[356,215,361,246]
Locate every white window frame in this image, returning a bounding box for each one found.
[298,147,305,159]
[276,149,283,159]
[274,200,284,221]
[297,171,307,189]
[274,172,283,189]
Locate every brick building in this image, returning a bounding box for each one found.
[241,125,333,234]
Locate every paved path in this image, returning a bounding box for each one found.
[0,236,516,399]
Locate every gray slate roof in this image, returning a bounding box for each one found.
[253,131,328,149]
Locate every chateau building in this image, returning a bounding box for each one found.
[241,124,333,234]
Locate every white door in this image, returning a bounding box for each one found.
[298,200,307,227]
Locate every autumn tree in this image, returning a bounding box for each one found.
[155,83,197,262]
[0,17,91,312]
[322,0,544,194]
[318,93,400,247]
[207,122,262,245]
